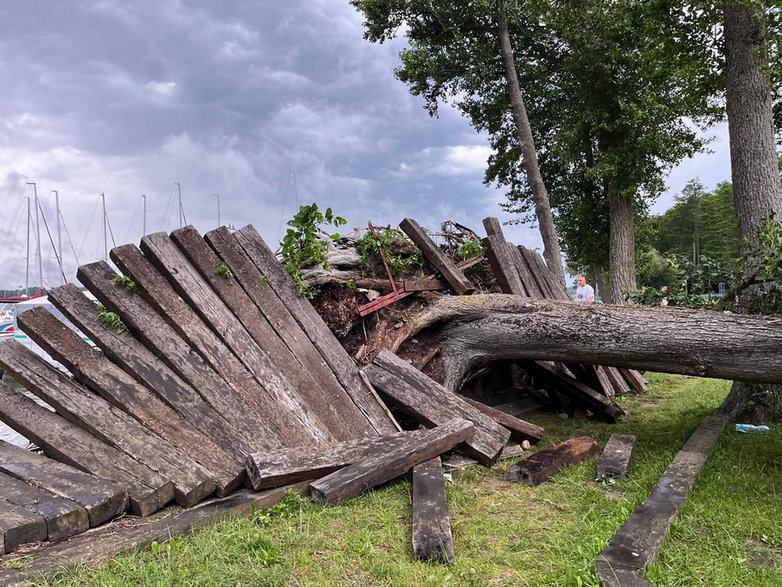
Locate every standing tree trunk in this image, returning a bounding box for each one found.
[720,1,782,422]
[593,264,610,304]
[608,190,637,305]
[497,0,566,289]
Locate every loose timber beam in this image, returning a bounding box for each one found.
[412,457,454,563]
[597,434,637,481]
[0,440,128,527]
[48,284,259,459]
[0,500,46,554]
[18,307,245,497]
[459,396,544,443]
[0,342,216,507]
[508,436,600,486]
[0,382,169,516]
[310,418,475,505]
[399,218,476,295]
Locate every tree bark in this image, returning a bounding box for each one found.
[593,264,610,304]
[397,294,782,392]
[721,1,782,422]
[608,190,637,304]
[497,0,565,288]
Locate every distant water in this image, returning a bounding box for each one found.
[0,373,44,448]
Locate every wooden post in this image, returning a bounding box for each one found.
[596,434,637,480]
[508,436,600,486]
[412,457,454,563]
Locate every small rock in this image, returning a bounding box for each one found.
[521,440,531,450]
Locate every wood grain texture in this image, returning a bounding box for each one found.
[508,436,599,486]
[412,457,454,563]
[310,418,475,505]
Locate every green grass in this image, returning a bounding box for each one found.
[37,374,781,586]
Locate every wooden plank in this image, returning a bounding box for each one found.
[508,436,600,486]
[521,247,567,300]
[482,217,506,239]
[247,428,435,490]
[412,456,454,563]
[597,416,726,583]
[364,350,511,466]
[135,234,332,445]
[597,434,637,480]
[604,366,632,395]
[169,226,359,442]
[514,246,547,298]
[47,284,258,459]
[482,235,526,296]
[0,484,310,584]
[0,440,127,527]
[310,418,475,505]
[0,341,216,507]
[482,236,528,297]
[18,307,245,497]
[109,243,312,447]
[75,261,278,451]
[459,396,544,443]
[0,499,46,554]
[231,225,398,436]
[527,362,625,422]
[203,226,381,440]
[402,278,447,292]
[618,368,649,394]
[593,365,618,397]
[0,382,168,516]
[399,218,476,295]
[0,471,88,542]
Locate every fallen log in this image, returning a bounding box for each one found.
[412,457,454,563]
[309,418,474,505]
[508,436,600,486]
[397,295,782,390]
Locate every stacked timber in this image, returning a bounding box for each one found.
[480,216,645,416]
[0,224,405,555]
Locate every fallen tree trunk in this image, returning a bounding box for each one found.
[394,295,782,391]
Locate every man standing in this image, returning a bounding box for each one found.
[575,274,594,303]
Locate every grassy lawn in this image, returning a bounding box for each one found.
[39,374,781,586]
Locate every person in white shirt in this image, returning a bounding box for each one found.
[575,274,594,303]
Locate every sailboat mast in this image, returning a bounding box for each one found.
[27,182,43,292]
[25,196,30,294]
[211,193,220,227]
[141,194,147,237]
[101,192,107,262]
[176,182,183,228]
[53,190,63,285]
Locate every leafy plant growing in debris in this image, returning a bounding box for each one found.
[356,226,421,278]
[457,239,483,260]
[280,203,347,297]
[214,261,233,280]
[96,305,129,334]
[111,274,139,294]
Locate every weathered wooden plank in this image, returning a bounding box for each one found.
[76,261,278,451]
[528,362,625,422]
[110,242,313,447]
[364,350,511,466]
[47,284,258,459]
[0,483,310,584]
[508,436,600,486]
[0,341,216,507]
[246,428,438,490]
[412,456,454,563]
[232,225,398,435]
[514,246,547,298]
[597,416,726,583]
[459,396,544,443]
[167,227,358,442]
[203,226,382,441]
[0,382,168,516]
[482,217,506,239]
[482,235,527,296]
[522,247,566,299]
[18,307,245,497]
[604,366,632,395]
[400,218,476,295]
[592,365,618,397]
[402,278,447,292]
[618,368,649,394]
[0,471,88,542]
[0,440,127,527]
[597,434,637,480]
[310,418,475,505]
[0,499,46,554]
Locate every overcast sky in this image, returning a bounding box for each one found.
[0,0,731,291]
